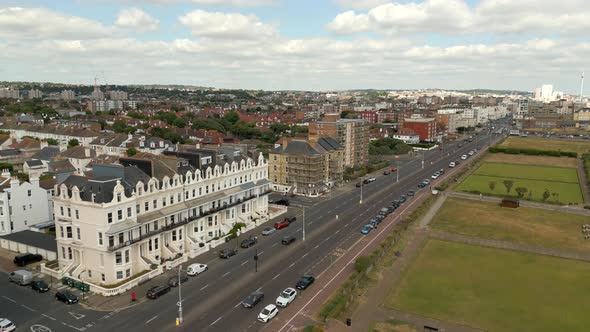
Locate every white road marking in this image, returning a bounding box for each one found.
[302,253,308,258]
[21,304,35,312]
[2,296,16,303]
[296,228,302,232]
[145,316,158,324]
[200,284,209,291]
[288,263,295,268]
[272,273,280,280]
[313,245,319,249]
[222,272,230,278]
[272,243,278,247]
[335,230,340,234]
[241,260,248,266]
[234,302,242,308]
[42,314,57,321]
[258,251,264,256]
[209,316,223,326]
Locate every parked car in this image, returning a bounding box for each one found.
[398,195,407,203]
[296,275,315,290]
[56,290,79,304]
[449,162,456,168]
[274,220,290,229]
[273,199,290,206]
[8,270,32,286]
[276,287,297,307]
[383,170,390,175]
[0,318,16,332]
[407,190,415,197]
[13,253,42,267]
[417,181,427,188]
[361,224,374,235]
[146,285,171,299]
[262,227,275,236]
[219,248,238,259]
[431,173,440,179]
[461,154,468,160]
[241,235,258,248]
[186,263,208,276]
[168,274,189,287]
[281,236,296,245]
[257,304,279,323]
[31,280,50,293]
[242,290,264,308]
[284,216,297,223]
[367,177,376,182]
[391,167,398,172]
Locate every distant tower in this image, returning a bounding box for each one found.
[581,71,585,103]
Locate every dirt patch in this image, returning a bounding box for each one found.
[484,153,577,168]
[372,321,420,332]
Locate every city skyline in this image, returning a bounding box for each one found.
[0,0,588,93]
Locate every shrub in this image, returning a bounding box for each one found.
[489,146,577,158]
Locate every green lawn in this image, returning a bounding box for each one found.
[431,197,590,252]
[456,162,583,204]
[387,240,590,332]
[499,137,590,155]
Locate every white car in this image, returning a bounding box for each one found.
[276,287,297,307]
[0,318,16,332]
[468,151,475,156]
[186,263,208,276]
[431,173,440,179]
[257,304,279,323]
[262,227,276,236]
[448,162,456,168]
[461,154,468,160]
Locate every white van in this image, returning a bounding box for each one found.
[186,263,208,276]
[8,270,32,286]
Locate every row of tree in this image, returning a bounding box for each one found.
[488,180,560,202]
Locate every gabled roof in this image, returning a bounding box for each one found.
[32,146,60,161]
[25,159,43,167]
[59,146,96,159]
[49,159,76,172]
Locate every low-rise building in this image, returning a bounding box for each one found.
[402,117,437,142]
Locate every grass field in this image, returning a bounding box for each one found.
[455,162,583,204]
[483,153,577,168]
[387,240,590,332]
[431,197,590,252]
[499,136,590,155]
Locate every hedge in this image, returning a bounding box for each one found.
[488,146,577,158]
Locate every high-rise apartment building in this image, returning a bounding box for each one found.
[28,89,42,99]
[308,114,369,168]
[61,90,76,100]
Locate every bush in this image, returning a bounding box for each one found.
[489,146,577,158]
[354,256,372,274]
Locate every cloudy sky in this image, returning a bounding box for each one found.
[0,0,587,93]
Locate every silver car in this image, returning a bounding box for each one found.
[262,227,275,236]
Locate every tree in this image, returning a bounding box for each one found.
[503,180,514,194]
[488,181,496,192]
[224,111,240,125]
[127,147,137,156]
[515,187,528,198]
[46,138,58,146]
[67,139,79,148]
[542,189,550,202]
[551,192,559,203]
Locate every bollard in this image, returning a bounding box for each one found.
[131,291,136,302]
[346,318,352,326]
[176,318,180,326]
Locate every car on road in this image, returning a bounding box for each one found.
[281,236,296,245]
[468,150,475,156]
[262,227,276,236]
[242,290,264,308]
[186,263,208,276]
[361,224,374,234]
[296,275,315,290]
[276,287,297,307]
[417,181,427,188]
[146,285,171,299]
[449,161,456,168]
[284,216,297,223]
[383,170,390,175]
[241,235,258,248]
[257,304,279,323]
[368,177,376,182]
[431,172,440,179]
[458,143,463,147]
[31,279,50,292]
[0,318,16,332]
[461,154,468,160]
[168,274,189,287]
[272,199,290,206]
[399,195,407,203]
[386,206,395,213]
[407,190,415,196]
[391,167,398,172]
[13,253,42,267]
[439,169,445,174]
[219,248,238,258]
[56,290,79,304]
[355,182,362,187]
[274,220,290,229]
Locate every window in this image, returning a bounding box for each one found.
[170,215,175,223]
[0,207,3,216]
[126,269,131,278]
[101,274,106,282]
[185,191,189,199]
[107,212,113,224]
[88,270,92,278]
[144,201,149,212]
[199,187,202,196]
[76,227,80,240]
[108,236,114,247]
[67,208,71,217]
[206,185,209,194]
[22,205,26,211]
[127,207,132,218]
[153,221,158,230]
[117,209,123,220]
[98,232,103,246]
[62,247,66,259]
[172,230,177,241]
[170,196,174,204]
[27,190,31,197]
[162,198,166,207]
[242,204,246,213]
[178,229,182,240]
[178,193,181,202]
[68,248,72,260]
[60,226,64,238]
[60,206,64,216]
[192,189,196,197]
[154,238,159,250]
[118,233,124,244]
[153,200,157,209]
[117,193,122,202]
[66,226,72,238]
[125,250,130,263]
[116,271,123,280]
[115,252,122,265]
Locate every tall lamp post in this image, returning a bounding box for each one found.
[177,265,183,325]
[291,204,306,241]
[421,151,425,169]
[359,177,364,204]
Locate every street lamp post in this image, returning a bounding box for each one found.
[421,151,425,169]
[396,160,399,183]
[360,178,363,204]
[302,206,306,241]
[177,265,183,325]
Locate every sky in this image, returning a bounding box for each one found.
[0,0,588,93]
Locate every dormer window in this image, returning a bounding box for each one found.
[117,193,122,202]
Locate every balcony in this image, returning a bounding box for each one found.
[106,189,271,252]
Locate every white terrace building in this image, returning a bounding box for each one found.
[52,153,270,286]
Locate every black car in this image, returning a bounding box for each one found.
[14,253,42,267]
[355,182,362,187]
[273,199,290,206]
[147,285,171,299]
[281,236,296,245]
[219,248,238,258]
[284,216,297,223]
[383,170,390,175]
[56,290,78,304]
[386,206,395,213]
[398,195,407,203]
[417,182,427,188]
[242,291,264,308]
[296,275,315,290]
[240,236,258,248]
[31,280,49,293]
[168,274,189,287]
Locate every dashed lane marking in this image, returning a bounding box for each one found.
[209,317,223,327]
[200,284,209,291]
[241,260,248,266]
[145,316,158,324]
[2,296,16,303]
[21,304,36,312]
[272,243,278,247]
[272,273,280,280]
[288,263,295,268]
[222,272,230,278]
[42,314,56,321]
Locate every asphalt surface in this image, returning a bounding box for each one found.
[0,120,508,332]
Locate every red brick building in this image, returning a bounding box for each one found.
[402,117,437,142]
[359,111,378,124]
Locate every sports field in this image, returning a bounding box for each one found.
[387,240,590,332]
[431,197,590,252]
[455,162,583,204]
[499,137,590,155]
[483,153,577,168]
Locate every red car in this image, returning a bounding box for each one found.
[391,167,398,172]
[274,221,290,229]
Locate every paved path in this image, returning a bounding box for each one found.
[418,194,447,229]
[429,230,590,263]
[577,157,590,204]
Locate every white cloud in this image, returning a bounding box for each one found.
[0,7,113,40]
[115,7,159,32]
[327,0,590,35]
[334,0,390,10]
[126,0,276,6]
[179,10,277,39]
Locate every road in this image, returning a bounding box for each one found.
[0,121,508,332]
